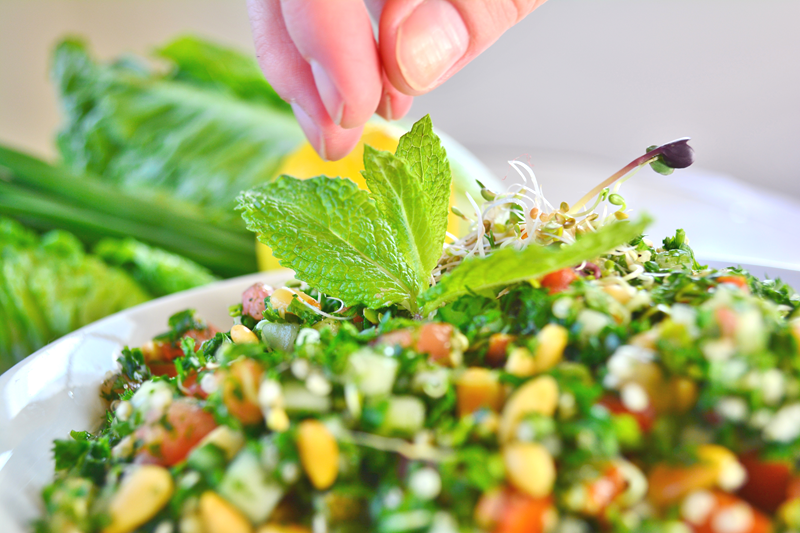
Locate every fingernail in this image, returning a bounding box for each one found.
[310,60,344,126]
[291,102,327,160]
[396,0,469,91]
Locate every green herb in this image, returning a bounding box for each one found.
[94,237,217,296]
[421,216,651,313]
[239,175,422,311]
[662,228,704,270]
[392,114,452,270]
[53,431,111,484]
[241,117,652,318]
[362,147,437,293]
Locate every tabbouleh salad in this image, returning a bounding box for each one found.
[37,117,800,533]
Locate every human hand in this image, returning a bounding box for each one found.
[246,0,547,160]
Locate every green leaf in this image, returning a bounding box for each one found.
[649,158,675,176]
[421,216,652,313]
[361,146,431,292]
[0,220,150,373]
[0,144,257,277]
[394,114,451,268]
[156,35,291,114]
[52,38,305,211]
[237,176,422,311]
[94,237,218,297]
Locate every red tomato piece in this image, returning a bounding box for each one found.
[586,465,627,517]
[687,491,771,533]
[376,328,414,349]
[717,275,749,292]
[786,476,800,501]
[486,333,515,367]
[242,282,274,320]
[221,359,264,425]
[737,452,792,513]
[158,327,218,362]
[540,268,578,295]
[135,399,217,466]
[475,487,553,533]
[180,370,209,399]
[598,394,657,433]
[148,362,178,378]
[494,492,553,533]
[714,307,738,338]
[416,323,454,363]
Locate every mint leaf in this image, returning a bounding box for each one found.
[237,176,422,311]
[395,114,451,270]
[421,216,652,313]
[361,146,432,293]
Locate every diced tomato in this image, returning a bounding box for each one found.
[717,275,749,292]
[598,394,657,433]
[737,452,792,513]
[648,463,718,507]
[686,491,771,533]
[416,323,453,363]
[180,370,209,399]
[221,358,264,425]
[375,328,414,349]
[135,399,217,466]
[714,307,738,338]
[495,492,553,533]
[486,333,515,366]
[148,362,178,378]
[585,465,628,517]
[540,268,578,295]
[475,487,553,533]
[786,476,800,501]
[158,327,218,361]
[144,327,219,368]
[242,282,274,320]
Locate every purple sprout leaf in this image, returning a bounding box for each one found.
[647,138,694,175]
[570,137,694,213]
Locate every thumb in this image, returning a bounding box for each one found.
[379,0,547,95]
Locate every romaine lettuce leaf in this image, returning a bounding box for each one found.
[0,218,150,372]
[52,38,304,210]
[94,238,218,297]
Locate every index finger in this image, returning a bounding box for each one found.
[280,0,383,129]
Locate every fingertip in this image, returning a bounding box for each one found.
[323,125,364,161]
[376,87,414,121]
[391,92,414,120]
[291,102,326,160]
[291,100,363,161]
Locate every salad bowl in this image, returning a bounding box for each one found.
[2,261,799,532]
[0,270,293,533]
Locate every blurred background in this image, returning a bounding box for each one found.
[2,0,799,196]
[1,0,800,370]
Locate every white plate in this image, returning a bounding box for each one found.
[0,270,292,532]
[1,262,798,532]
